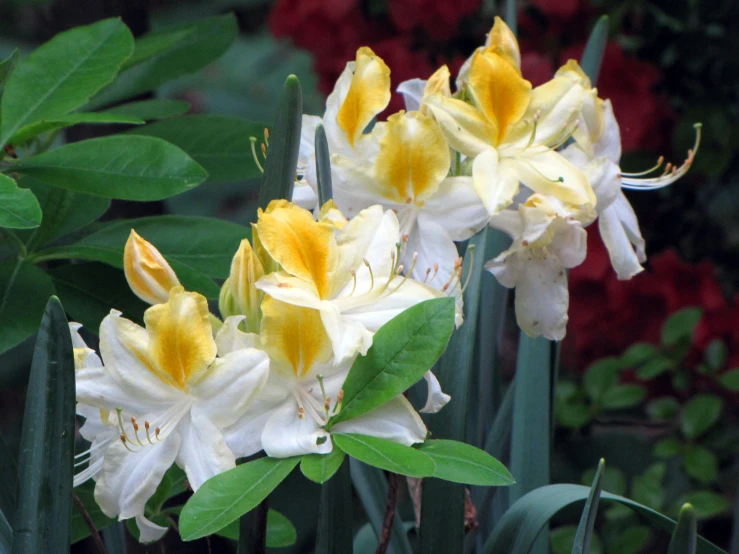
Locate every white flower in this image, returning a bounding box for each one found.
[73,288,269,538]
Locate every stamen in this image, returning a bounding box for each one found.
[260,143,267,159]
[297,407,305,420]
[264,128,270,147]
[131,417,144,446]
[461,245,476,293]
[145,421,154,445]
[423,267,432,283]
[155,427,161,441]
[523,160,564,183]
[316,374,327,401]
[363,258,374,291]
[621,155,664,177]
[116,408,134,445]
[333,390,344,415]
[549,119,580,151]
[120,434,137,453]
[349,268,357,296]
[249,137,265,174]
[431,263,439,283]
[525,109,541,149]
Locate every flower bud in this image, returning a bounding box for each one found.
[218,239,264,332]
[124,229,180,305]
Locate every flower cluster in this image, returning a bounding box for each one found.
[290,17,700,341]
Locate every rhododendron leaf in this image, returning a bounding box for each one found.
[583,357,620,401]
[683,445,718,484]
[332,434,435,478]
[646,397,680,421]
[0,174,41,229]
[301,448,345,484]
[717,369,739,391]
[214,509,298,547]
[620,342,659,367]
[415,440,514,486]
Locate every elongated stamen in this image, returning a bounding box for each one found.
[423,267,432,283]
[73,457,104,488]
[549,119,580,151]
[145,421,154,445]
[525,110,541,149]
[461,245,476,293]
[363,258,374,291]
[349,268,357,296]
[120,434,137,453]
[250,137,265,174]
[333,390,344,415]
[621,156,665,177]
[264,128,270,147]
[522,159,565,183]
[116,408,134,445]
[131,417,144,446]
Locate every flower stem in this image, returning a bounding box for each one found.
[375,472,400,554]
[72,492,108,554]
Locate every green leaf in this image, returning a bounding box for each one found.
[678,491,729,521]
[620,342,659,368]
[571,460,604,554]
[0,261,55,354]
[12,135,207,201]
[703,340,727,372]
[581,466,626,496]
[0,19,134,146]
[216,509,297,548]
[637,356,674,380]
[683,445,718,484]
[717,369,739,391]
[481,484,726,554]
[315,124,332,204]
[328,297,455,427]
[105,99,190,121]
[48,263,148,331]
[315,459,352,554]
[555,383,591,429]
[631,463,666,511]
[653,438,683,459]
[583,357,620,401]
[147,465,187,515]
[505,0,517,35]
[0,436,17,529]
[10,111,144,145]
[415,440,514,486]
[12,297,75,553]
[0,174,41,229]
[647,397,681,421]
[301,448,346,484]
[610,525,652,554]
[680,394,723,440]
[669,504,697,554]
[0,49,19,93]
[601,384,646,410]
[179,456,299,541]
[662,307,703,348]
[1,508,12,553]
[129,115,265,184]
[332,434,435,478]
[259,75,302,209]
[551,526,603,554]
[89,14,238,109]
[580,15,609,84]
[71,480,114,543]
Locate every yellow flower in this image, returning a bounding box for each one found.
[123,230,180,305]
[219,239,265,332]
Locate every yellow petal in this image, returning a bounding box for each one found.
[123,230,180,305]
[424,65,452,99]
[219,239,265,331]
[468,50,531,145]
[375,111,450,204]
[336,47,391,149]
[555,59,591,88]
[484,16,521,71]
[318,200,349,230]
[260,295,332,378]
[256,200,338,300]
[424,94,497,157]
[144,286,217,390]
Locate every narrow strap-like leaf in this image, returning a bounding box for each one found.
[1,509,11,554]
[669,504,698,554]
[419,229,489,554]
[102,522,127,554]
[12,297,75,554]
[505,0,517,36]
[0,436,17,530]
[571,459,605,554]
[258,75,302,210]
[315,124,333,205]
[580,15,609,85]
[315,459,353,554]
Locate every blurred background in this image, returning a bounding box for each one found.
[1,0,738,552]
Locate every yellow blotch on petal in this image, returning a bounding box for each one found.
[143,286,217,390]
[484,16,521,72]
[375,111,450,204]
[260,295,332,378]
[123,230,180,305]
[468,50,532,146]
[336,47,391,149]
[318,200,349,230]
[256,200,338,300]
[219,239,265,331]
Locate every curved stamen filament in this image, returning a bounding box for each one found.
[549,119,580,151]
[525,110,541,149]
[461,245,476,294]
[250,137,265,174]
[522,159,564,184]
[349,268,357,296]
[363,258,374,292]
[621,156,665,177]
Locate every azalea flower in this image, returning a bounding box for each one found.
[421,18,596,217]
[123,230,180,305]
[331,109,489,291]
[253,200,457,364]
[486,194,588,340]
[73,287,269,537]
[293,46,391,209]
[219,238,265,332]
[220,296,428,459]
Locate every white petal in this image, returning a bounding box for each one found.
[214,316,262,356]
[599,194,646,280]
[176,414,236,491]
[594,100,621,163]
[551,221,587,269]
[135,515,168,544]
[256,272,324,310]
[488,209,523,239]
[420,371,451,414]
[472,149,521,215]
[332,395,427,445]
[421,177,490,241]
[292,180,318,210]
[484,248,520,289]
[397,78,427,111]
[584,157,621,211]
[94,434,180,520]
[261,401,332,458]
[406,214,462,292]
[320,301,374,363]
[514,251,569,341]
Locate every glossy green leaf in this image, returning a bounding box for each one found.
[717,368,739,391]
[315,124,332,204]
[0,49,19,92]
[70,480,114,544]
[10,111,144,145]
[632,463,666,511]
[327,297,455,427]
[580,15,609,84]
[315,459,352,554]
[259,75,302,209]
[89,14,237,108]
[12,135,207,201]
[332,434,435,478]
[179,456,300,541]
[129,115,265,183]
[600,384,646,410]
[680,394,723,439]
[301,448,346,484]
[683,445,718,484]
[662,307,703,348]
[482,484,726,554]
[678,491,729,521]
[647,397,680,421]
[0,174,41,229]
[49,262,147,332]
[583,357,620,401]
[637,356,674,380]
[415,440,514,486]
[0,19,134,146]
[215,509,297,548]
[12,297,75,554]
[0,261,55,354]
[105,99,190,121]
[571,460,604,554]
[669,504,697,554]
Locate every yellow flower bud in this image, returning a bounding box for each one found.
[218,239,265,332]
[318,200,348,230]
[251,220,280,275]
[123,229,180,305]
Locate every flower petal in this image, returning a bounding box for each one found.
[599,192,646,280]
[332,395,427,445]
[420,371,451,414]
[406,214,461,292]
[424,94,496,157]
[473,148,521,215]
[136,515,169,544]
[261,401,332,458]
[514,251,569,340]
[421,177,490,241]
[397,78,426,112]
[215,316,262,356]
[176,414,236,491]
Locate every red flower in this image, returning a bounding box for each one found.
[528,0,588,20]
[388,0,482,41]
